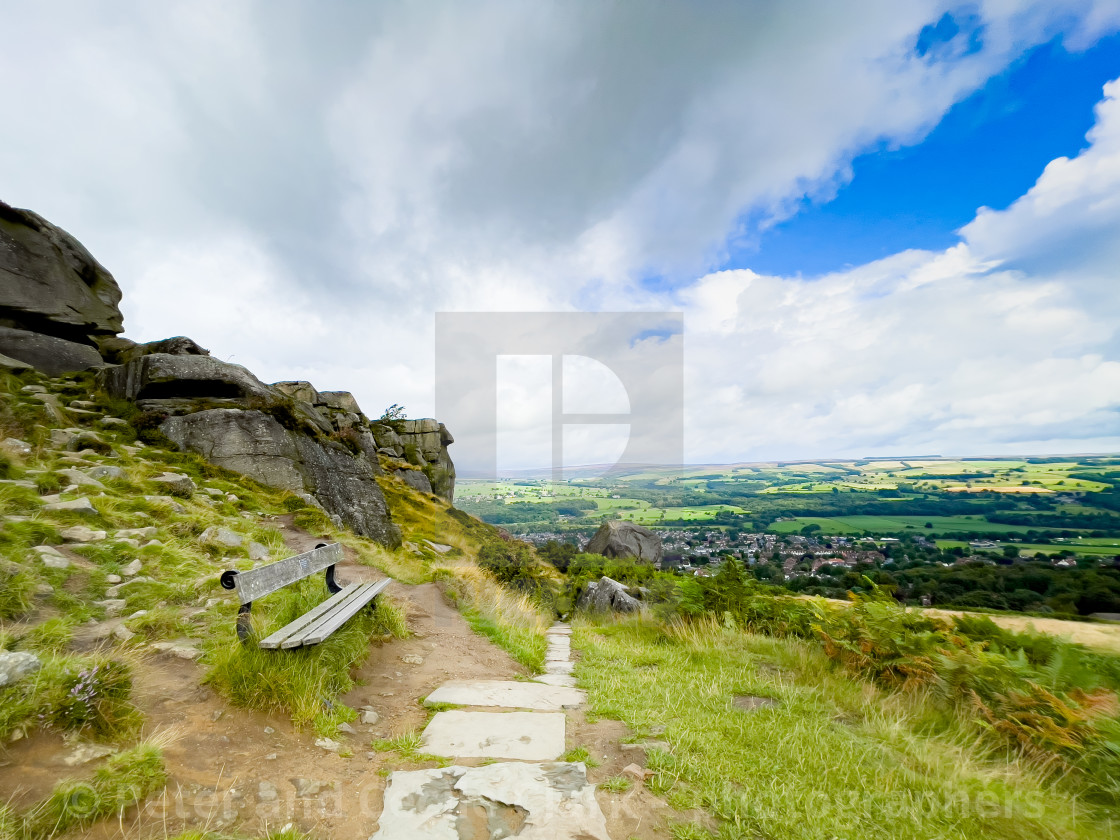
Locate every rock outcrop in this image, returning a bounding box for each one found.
[371,418,456,500]
[160,408,401,546]
[0,200,123,374]
[3,198,457,543]
[585,520,663,566]
[576,576,642,613]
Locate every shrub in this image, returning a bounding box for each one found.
[41,659,142,740]
[0,654,142,743]
[477,539,558,608]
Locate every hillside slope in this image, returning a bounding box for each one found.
[0,367,554,840]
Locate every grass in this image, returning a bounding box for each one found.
[371,726,447,764]
[599,775,633,792]
[438,564,549,671]
[0,652,143,743]
[203,587,408,733]
[770,515,1042,535]
[562,745,601,768]
[572,616,1118,840]
[20,740,167,839]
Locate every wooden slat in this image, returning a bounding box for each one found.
[258,582,362,649]
[296,578,392,647]
[231,543,342,604]
[278,582,379,649]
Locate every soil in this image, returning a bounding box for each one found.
[0,520,678,839]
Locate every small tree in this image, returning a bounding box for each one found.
[379,404,407,421]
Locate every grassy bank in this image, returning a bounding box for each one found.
[574,617,1117,840]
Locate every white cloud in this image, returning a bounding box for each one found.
[1,2,1119,466]
[678,74,1120,462]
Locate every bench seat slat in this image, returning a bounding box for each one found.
[258,582,363,650]
[292,578,393,647]
[279,582,379,649]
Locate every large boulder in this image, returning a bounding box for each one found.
[160,408,401,547]
[0,327,103,375]
[272,380,322,404]
[576,576,641,613]
[98,353,276,403]
[585,521,663,566]
[398,468,433,495]
[114,335,209,364]
[384,418,456,501]
[317,391,362,414]
[0,200,123,338]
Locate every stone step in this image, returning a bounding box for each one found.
[372,762,609,840]
[424,679,585,711]
[421,710,565,760]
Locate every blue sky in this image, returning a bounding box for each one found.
[728,31,1120,278]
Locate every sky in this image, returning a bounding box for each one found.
[2,1,1120,471]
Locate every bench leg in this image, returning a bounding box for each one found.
[325,563,343,595]
[236,602,254,644]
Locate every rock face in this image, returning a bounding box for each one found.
[576,576,642,613]
[0,327,104,376]
[372,418,456,500]
[95,352,456,540]
[101,353,277,404]
[160,408,401,546]
[0,200,122,373]
[585,520,663,566]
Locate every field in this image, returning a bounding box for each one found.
[456,455,1120,545]
[770,515,1038,535]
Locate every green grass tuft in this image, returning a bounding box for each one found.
[21,741,166,839]
[599,775,632,792]
[204,587,408,731]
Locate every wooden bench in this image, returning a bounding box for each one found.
[219,543,392,648]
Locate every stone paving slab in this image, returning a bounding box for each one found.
[424,679,585,710]
[421,711,566,760]
[545,659,575,675]
[533,673,577,687]
[371,762,609,840]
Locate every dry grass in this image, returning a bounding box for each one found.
[924,609,1120,654]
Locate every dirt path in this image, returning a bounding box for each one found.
[0,524,527,839]
[0,520,675,839]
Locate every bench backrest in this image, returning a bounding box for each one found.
[221,543,342,604]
